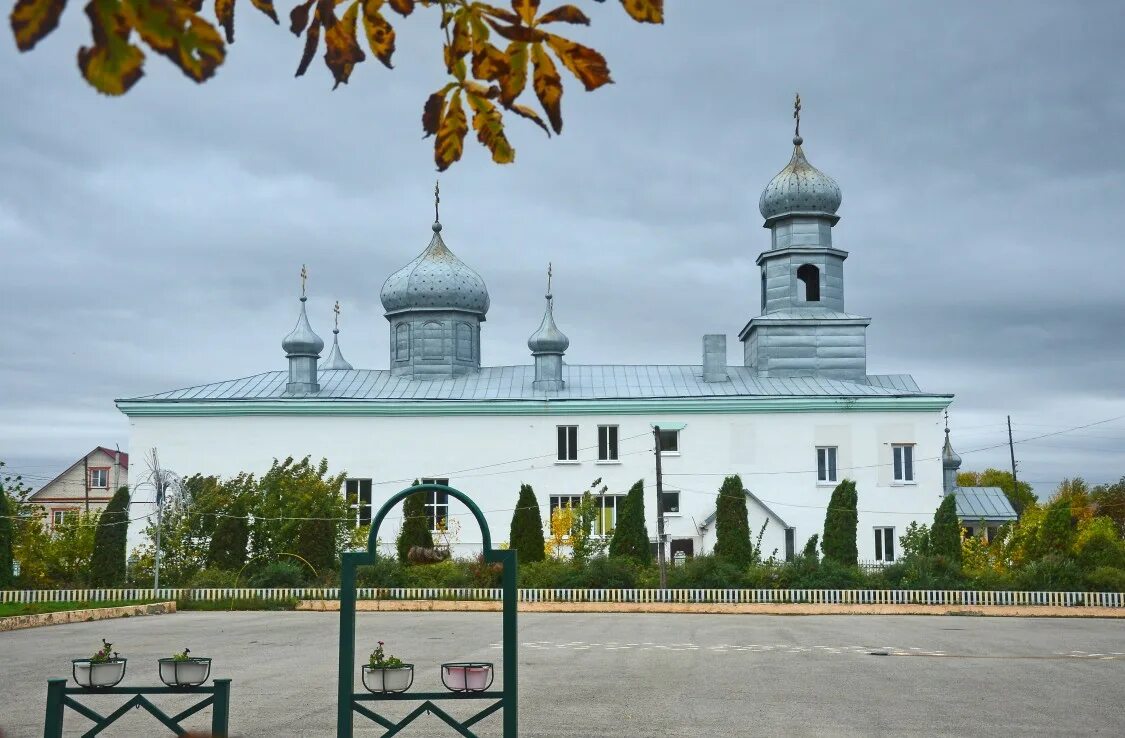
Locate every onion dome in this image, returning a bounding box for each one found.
[322,301,354,370]
[942,427,962,471]
[759,134,842,226]
[282,295,324,357]
[528,294,569,355]
[380,222,490,317]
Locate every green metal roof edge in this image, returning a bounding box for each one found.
[116,395,954,417]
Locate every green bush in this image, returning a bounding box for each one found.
[930,496,961,566]
[608,480,650,564]
[177,596,298,611]
[357,557,407,588]
[0,485,13,588]
[247,561,307,588]
[668,555,747,589]
[821,480,858,566]
[187,568,240,588]
[1012,554,1083,591]
[571,556,643,588]
[518,559,578,588]
[403,560,474,588]
[468,554,504,587]
[790,558,865,589]
[1075,532,1125,572]
[1084,567,1125,592]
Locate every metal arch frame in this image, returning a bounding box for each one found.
[43,679,231,737]
[337,483,517,738]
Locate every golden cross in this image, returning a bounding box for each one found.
[300,264,308,298]
[334,300,341,331]
[944,409,949,432]
[434,180,440,223]
[546,262,553,296]
[794,92,802,138]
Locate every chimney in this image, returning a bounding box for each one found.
[702,334,728,382]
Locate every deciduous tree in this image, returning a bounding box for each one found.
[957,468,1036,517]
[8,0,663,169]
[1091,477,1125,537]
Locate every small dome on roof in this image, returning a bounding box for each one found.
[528,295,569,355]
[380,222,490,317]
[282,297,324,357]
[759,135,842,225]
[942,429,962,470]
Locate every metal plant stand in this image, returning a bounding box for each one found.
[43,678,231,737]
[337,483,518,737]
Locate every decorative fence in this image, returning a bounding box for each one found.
[2,587,1123,607]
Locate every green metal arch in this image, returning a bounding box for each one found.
[362,483,493,558]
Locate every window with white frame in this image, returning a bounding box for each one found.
[874,527,895,562]
[89,467,108,488]
[597,425,619,461]
[816,447,838,483]
[344,478,372,528]
[661,490,680,514]
[421,478,449,531]
[557,425,578,461]
[550,494,625,536]
[52,509,76,527]
[657,429,679,454]
[892,444,915,482]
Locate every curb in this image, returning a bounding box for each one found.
[295,600,1125,617]
[0,602,177,632]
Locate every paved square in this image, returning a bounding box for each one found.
[2,611,1122,736]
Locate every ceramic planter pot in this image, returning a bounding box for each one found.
[440,662,494,693]
[158,657,212,687]
[72,659,127,688]
[361,664,414,694]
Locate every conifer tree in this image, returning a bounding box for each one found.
[508,484,546,563]
[802,534,819,560]
[608,480,651,563]
[714,475,753,567]
[930,494,962,566]
[0,485,13,587]
[821,479,858,566]
[89,486,130,586]
[396,481,434,563]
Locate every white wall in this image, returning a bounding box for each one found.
[124,409,947,562]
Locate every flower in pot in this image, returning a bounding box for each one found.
[440,662,494,693]
[158,648,212,687]
[72,639,127,688]
[361,641,414,694]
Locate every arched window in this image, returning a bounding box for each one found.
[394,323,410,361]
[422,321,444,359]
[797,264,820,302]
[456,322,473,361]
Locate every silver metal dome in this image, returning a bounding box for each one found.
[282,297,324,357]
[322,330,353,370]
[380,223,490,317]
[528,294,569,355]
[942,428,962,470]
[759,136,842,225]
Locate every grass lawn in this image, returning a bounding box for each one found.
[176,596,297,611]
[0,600,158,617]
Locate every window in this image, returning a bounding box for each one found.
[785,528,796,562]
[456,322,473,361]
[52,510,72,527]
[89,467,108,488]
[551,494,624,536]
[598,425,619,461]
[422,320,443,359]
[761,272,767,312]
[892,444,915,482]
[874,527,895,562]
[557,425,578,461]
[421,478,449,532]
[661,491,680,514]
[657,429,679,454]
[345,479,372,528]
[963,526,975,539]
[797,264,820,302]
[816,447,838,483]
[987,526,999,543]
[395,323,410,361]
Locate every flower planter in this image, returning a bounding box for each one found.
[440,662,494,693]
[361,664,414,694]
[158,657,212,687]
[72,659,127,688]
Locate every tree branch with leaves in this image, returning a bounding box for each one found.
[10,0,662,169]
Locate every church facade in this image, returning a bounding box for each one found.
[118,121,953,564]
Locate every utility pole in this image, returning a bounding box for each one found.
[1007,415,1019,497]
[653,426,667,589]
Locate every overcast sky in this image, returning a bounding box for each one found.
[2,0,1123,496]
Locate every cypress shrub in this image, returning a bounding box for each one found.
[802,534,819,560]
[713,475,753,567]
[89,486,130,586]
[609,480,651,564]
[930,494,962,565]
[396,487,434,563]
[821,479,858,566]
[0,485,12,588]
[508,484,546,563]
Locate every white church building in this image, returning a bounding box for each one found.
[118,119,957,564]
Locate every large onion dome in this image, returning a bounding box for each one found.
[380,222,490,317]
[759,134,842,225]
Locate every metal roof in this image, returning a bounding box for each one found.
[122,365,929,403]
[954,487,1018,522]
